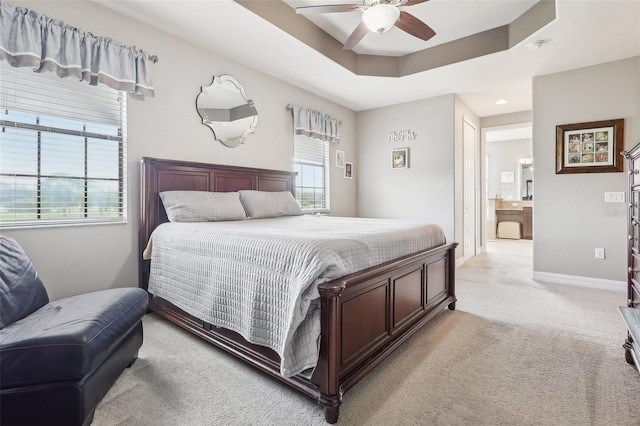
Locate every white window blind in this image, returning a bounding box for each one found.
[293,134,330,212]
[0,61,127,228]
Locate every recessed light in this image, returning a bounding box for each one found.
[495,99,508,105]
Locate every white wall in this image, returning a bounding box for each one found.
[533,56,640,282]
[356,95,456,247]
[3,0,358,300]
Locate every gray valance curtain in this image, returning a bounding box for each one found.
[289,104,341,144]
[0,1,155,97]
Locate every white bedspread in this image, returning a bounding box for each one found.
[145,215,446,377]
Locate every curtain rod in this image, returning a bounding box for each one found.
[148,55,158,64]
[286,104,342,125]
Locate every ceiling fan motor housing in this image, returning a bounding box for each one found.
[362,3,401,33]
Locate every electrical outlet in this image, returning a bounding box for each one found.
[595,248,605,259]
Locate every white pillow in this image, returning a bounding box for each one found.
[238,190,303,219]
[160,191,247,222]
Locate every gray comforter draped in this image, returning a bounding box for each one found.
[144,215,446,377]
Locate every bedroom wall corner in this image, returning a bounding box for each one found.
[355,94,456,244]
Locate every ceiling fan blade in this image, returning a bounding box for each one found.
[295,4,360,14]
[343,22,369,51]
[395,11,436,41]
[405,0,430,6]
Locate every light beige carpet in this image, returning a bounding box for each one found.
[93,252,640,425]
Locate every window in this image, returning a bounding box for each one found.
[293,135,330,212]
[0,62,127,228]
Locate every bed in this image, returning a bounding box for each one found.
[139,157,458,423]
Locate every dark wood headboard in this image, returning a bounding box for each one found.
[139,157,297,289]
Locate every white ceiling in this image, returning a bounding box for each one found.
[96,0,640,117]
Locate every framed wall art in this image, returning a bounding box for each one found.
[392,148,409,169]
[335,150,345,168]
[556,118,624,174]
[344,162,353,179]
[500,171,515,183]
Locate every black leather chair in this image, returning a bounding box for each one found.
[0,236,148,426]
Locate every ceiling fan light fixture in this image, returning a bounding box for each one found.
[362,4,400,34]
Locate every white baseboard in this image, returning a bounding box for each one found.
[532,271,625,292]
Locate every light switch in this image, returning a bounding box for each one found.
[604,192,625,203]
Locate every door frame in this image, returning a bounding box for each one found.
[463,118,479,261]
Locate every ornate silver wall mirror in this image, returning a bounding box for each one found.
[196,75,258,147]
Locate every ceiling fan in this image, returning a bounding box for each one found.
[295,0,436,51]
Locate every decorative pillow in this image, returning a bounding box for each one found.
[238,190,303,219]
[160,191,247,222]
[0,237,49,329]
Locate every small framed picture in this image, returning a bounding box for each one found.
[344,162,353,179]
[391,148,409,169]
[335,150,345,168]
[500,171,514,183]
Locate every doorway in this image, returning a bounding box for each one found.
[481,122,533,257]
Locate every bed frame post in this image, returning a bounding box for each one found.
[318,282,346,424]
[447,243,458,310]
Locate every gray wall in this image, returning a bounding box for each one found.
[355,95,479,262]
[533,56,640,282]
[3,0,358,300]
[356,95,457,248]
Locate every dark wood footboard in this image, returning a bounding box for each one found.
[139,157,457,423]
[314,242,457,422]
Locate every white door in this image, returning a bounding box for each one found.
[463,119,477,261]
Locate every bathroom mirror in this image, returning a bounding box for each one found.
[521,164,533,200]
[196,75,258,148]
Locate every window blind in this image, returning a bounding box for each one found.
[0,62,127,227]
[293,134,330,212]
